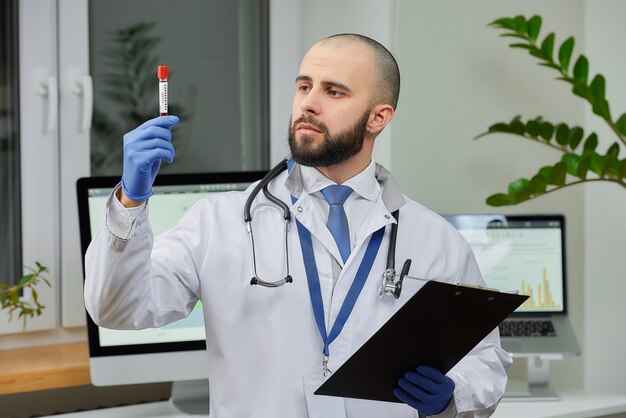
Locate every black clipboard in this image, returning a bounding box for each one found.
[314,280,528,402]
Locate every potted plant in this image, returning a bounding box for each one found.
[476,14,626,206]
[0,262,50,329]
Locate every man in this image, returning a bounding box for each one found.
[85,34,511,417]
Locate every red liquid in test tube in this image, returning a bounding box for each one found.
[158,65,168,116]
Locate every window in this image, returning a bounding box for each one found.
[88,0,269,176]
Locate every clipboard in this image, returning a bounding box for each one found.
[314,280,528,402]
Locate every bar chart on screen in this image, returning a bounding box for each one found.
[519,268,561,310]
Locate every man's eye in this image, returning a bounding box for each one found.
[328,89,344,97]
[299,85,310,93]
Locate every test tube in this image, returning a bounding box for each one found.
[158,65,168,116]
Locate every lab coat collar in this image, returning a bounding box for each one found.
[284,160,406,213]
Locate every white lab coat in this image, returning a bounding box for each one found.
[84,163,511,418]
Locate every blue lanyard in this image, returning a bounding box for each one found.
[292,195,385,357]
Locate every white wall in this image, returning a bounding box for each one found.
[582,0,626,394]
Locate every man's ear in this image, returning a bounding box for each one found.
[367,104,395,135]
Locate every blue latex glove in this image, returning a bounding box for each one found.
[394,365,455,416]
[121,115,179,202]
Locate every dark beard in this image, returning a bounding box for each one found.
[288,109,370,167]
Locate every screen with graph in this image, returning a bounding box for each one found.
[452,218,565,313]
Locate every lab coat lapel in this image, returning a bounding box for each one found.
[353,198,396,257]
[291,193,345,266]
[335,196,395,285]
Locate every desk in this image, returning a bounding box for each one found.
[45,391,626,418]
[0,342,90,395]
[494,391,626,418]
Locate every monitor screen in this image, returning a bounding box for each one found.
[77,171,266,388]
[444,215,566,314]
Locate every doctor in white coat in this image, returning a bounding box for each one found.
[84,34,511,418]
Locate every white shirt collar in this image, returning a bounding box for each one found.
[298,160,378,202]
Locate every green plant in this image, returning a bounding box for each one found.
[91,22,187,175]
[0,262,50,329]
[475,15,626,206]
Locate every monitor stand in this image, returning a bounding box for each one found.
[503,354,562,401]
[170,379,210,415]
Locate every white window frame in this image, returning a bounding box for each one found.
[1,0,60,335]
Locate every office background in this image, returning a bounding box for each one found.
[1,0,624,407]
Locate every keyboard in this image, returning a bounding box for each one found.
[499,320,556,337]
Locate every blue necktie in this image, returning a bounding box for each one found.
[321,185,353,263]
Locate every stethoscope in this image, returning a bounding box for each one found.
[243,157,413,299]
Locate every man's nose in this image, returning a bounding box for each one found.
[300,90,321,115]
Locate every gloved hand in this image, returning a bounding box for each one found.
[393,365,455,416]
[121,115,179,202]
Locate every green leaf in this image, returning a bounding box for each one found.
[616,113,626,137]
[601,154,617,176]
[558,37,575,72]
[606,142,620,158]
[592,99,611,121]
[514,15,528,34]
[547,162,567,186]
[508,178,530,196]
[555,123,570,146]
[529,174,548,194]
[527,15,542,41]
[589,152,605,175]
[525,119,540,136]
[538,165,552,179]
[539,122,554,141]
[573,55,589,85]
[590,74,606,101]
[540,33,555,60]
[530,49,547,60]
[510,118,525,135]
[488,123,510,133]
[561,153,581,176]
[584,133,599,151]
[568,127,584,150]
[489,17,517,30]
[19,274,34,285]
[510,43,532,50]
[572,83,593,102]
[538,62,563,71]
[486,193,514,207]
[576,154,591,179]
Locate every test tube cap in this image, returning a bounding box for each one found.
[158,65,168,79]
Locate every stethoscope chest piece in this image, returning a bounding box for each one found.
[379,259,412,299]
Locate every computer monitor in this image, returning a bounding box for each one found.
[77,171,266,414]
[444,214,580,400]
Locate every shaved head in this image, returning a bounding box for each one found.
[320,34,400,109]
